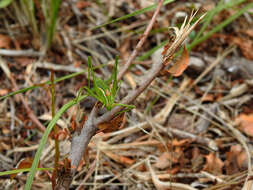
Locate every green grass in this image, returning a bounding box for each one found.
[0,167,53,177]
[188,1,253,51]
[92,0,175,30]
[0,71,86,101]
[24,94,87,190]
[0,0,12,8]
[21,0,38,37]
[84,57,134,111]
[42,0,62,50]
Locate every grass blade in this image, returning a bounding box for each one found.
[193,0,245,43]
[24,94,87,190]
[138,1,252,61]
[0,168,53,177]
[188,1,253,51]
[112,57,119,98]
[92,0,175,30]
[0,0,12,8]
[0,71,85,101]
[46,0,61,49]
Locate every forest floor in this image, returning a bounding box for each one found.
[0,0,253,189]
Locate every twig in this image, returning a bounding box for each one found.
[0,57,46,132]
[136,110,218,151]
[146,158,198,190]
[117,0,165,81]
[0,49,42,57]
[35,61,85,73]
[69,104,99,167]
[189,46,235,89]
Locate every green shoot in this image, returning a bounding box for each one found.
[84,57,134,111]
[24,94,87,190]
[0,0,12,8]
[92,0,175,30]
[0,167,53,177]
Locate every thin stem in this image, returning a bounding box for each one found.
[50,71,60,169]
[117,0,164,81]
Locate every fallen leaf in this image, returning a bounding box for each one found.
[39,113,67,128]
[55,129,70,140]
[98,113,126,133]
[237,149,247,170]
[0,34,11,49]
[76,1,90,9]
[0,141,11,151]
[244,29,253,38]
[0,89,8,96]
[166,45,189,77]
[11,157,38,179]
[235,113,253,137]
[104,151,135,166]
[162,43,170,56]
[203,153,224,175]
[172,139,191,147]
[155,152,171,169]
[225,145,247,174]
[201,93,214,102]
[232,37,253,60]
[191,147,204,172]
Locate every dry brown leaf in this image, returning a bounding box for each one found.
[172,139,191,147]
[147,159,198,190]
[0,34,11,49]
[201,93,214,102]
[11,157,37,179]
[98,113,126,133]
[225,145,247,174]
[0,89,8,96]
[244,29,253,38]
[191,147,204,172]
[167,45,189,77]
[232,37,253,60]
[104,151,135,166]
[155,152,171,169]
[203,153,224,175]
[237,149,247,169]
[76,1,90,9]
[235,113,253,137]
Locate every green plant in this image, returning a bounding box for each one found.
[0,167,53,177]
[93,0,175,30]
[41,0,62,49]
[84,57,134,111]
[24,94,87,190]
[22,57,135,189]
[20,0,38,38]
[0,0,12,8]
